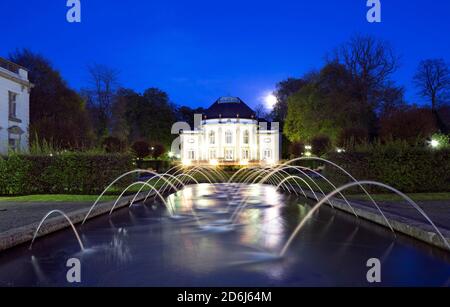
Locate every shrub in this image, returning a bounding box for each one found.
[289,142,305,158]
[380,107,437,144]
[430,133,450,149]
[102,136,126,153]
[131,141,150,159]
[337,128,368,150]
[0,153,134,195]
[325,145,450,193]
[311,135,331,156]
[151,143,166,159]
[0,154,32,195]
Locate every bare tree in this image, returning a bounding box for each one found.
[333,34,398,104]
[332,34,399,137]
[414,59,450,111]
[254,103,268,120]
[84,64,120,138]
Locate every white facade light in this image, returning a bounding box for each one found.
[179,97,280,165]
[182,159,192,166]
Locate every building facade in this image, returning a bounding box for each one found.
[0,58,32,154]
[180,97,280,165]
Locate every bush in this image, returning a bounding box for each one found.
[431,133,450,149]
[325,145,450,193]
[289,142,305,158]
[137,160,173,173]
[0,153,134,195]
[337,128,368,150]
[132,141,150,159]
[311,135,331,156]
[151,143,166,159]
[102,136,126,153]
[380,107,437,144]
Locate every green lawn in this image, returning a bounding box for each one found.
[0,194,119,203]
[0,179,174,203]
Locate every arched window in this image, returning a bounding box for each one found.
[243,130,249,144]
[209,131,215,145]
[225,130,232,144]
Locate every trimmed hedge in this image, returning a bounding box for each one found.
[325,148,450,193]
[136,160,173,173]
[0,153,134,195]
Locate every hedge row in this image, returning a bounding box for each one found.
[325,148,450,193]
[136,159,173,173]
[0,153,134,195]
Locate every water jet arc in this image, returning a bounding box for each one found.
[279,181,450,257]
[30,210,84,251]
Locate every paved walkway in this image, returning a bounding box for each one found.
[352,200,450,232]
[0,202,94,233]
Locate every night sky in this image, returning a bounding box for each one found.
[2,0,450,109]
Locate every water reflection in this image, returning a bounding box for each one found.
[0,183,448,286]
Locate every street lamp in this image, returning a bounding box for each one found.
[430,139,440,149]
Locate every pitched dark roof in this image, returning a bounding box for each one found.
[204,97,256,119]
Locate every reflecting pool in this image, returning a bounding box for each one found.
[0,184,448,286]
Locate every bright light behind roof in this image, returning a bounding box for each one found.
[264,94,277,110]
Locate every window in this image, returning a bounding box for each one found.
[209,150,216,159]
[243,130,249,144]
[8,138,18,152]
[188,150,195,160]
[242,149,249,160]
[8,92,17,118]
[225,130,232,144]
[225,149,234,161]
[209,131,215,145]
[263,149,272,160]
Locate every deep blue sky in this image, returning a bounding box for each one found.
[1,0,450,109]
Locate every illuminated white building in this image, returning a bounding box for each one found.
[0,58,32,154]
[180,97,280,165]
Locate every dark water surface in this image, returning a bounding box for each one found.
[0,184,448,287]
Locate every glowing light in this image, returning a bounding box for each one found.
[265,158,275,165]
[430,139,440,148]
[264,94,277,110]
[209,159,219,166]
[336,148,346,153]
[168,151,174,158]
[182,159,192,166]
[305,145,312,150]
[240,159,249,166]
[304,151,312,157]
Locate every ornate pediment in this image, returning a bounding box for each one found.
[8,126,25,135]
